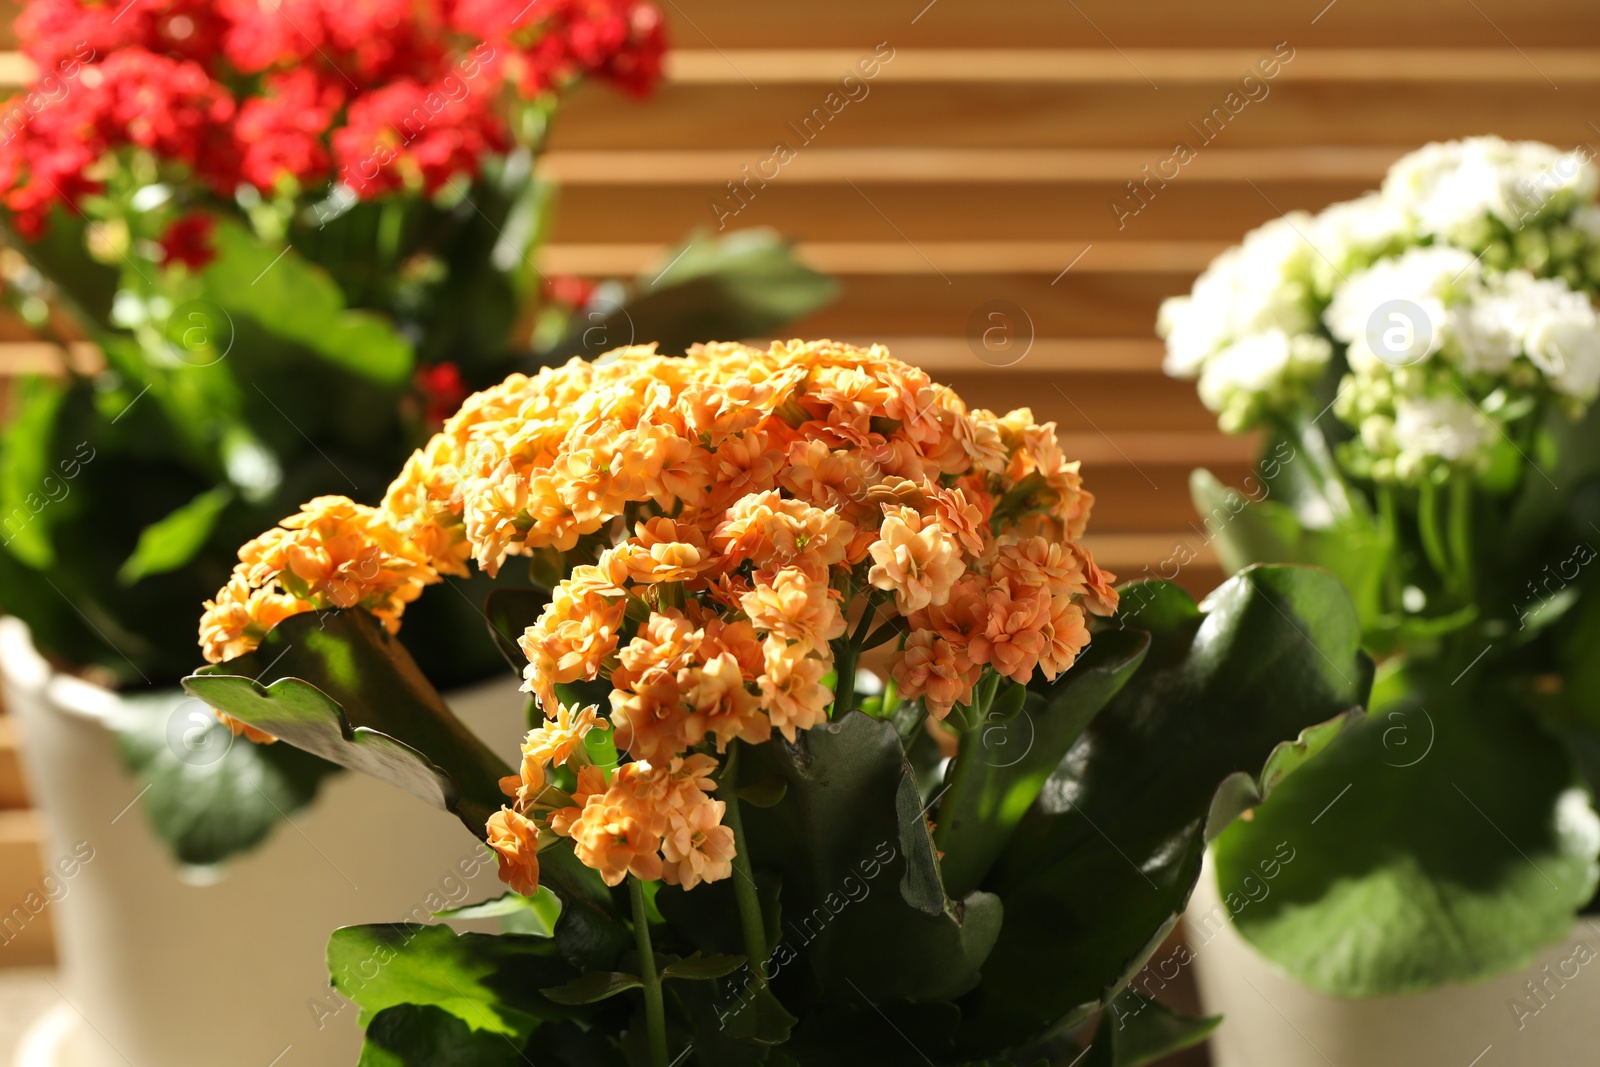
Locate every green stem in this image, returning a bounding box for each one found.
[1416,478,1454,594]
[721,744,770,984]
[832,640,859,718]
[1447,471,1475,600]
[879,676,900,721]
[931,671,1000,852]
[1376,482,1402,616]
[628,877,669,1067]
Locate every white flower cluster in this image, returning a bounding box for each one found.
[1324,247,1600,480]
[1156,215,1332,432]
[1161,137,1600,481]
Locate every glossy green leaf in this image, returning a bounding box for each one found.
[117,485,231,585]
[182,610,512,837]
[109,689,339,866]
[539,971,642,1005]
[328,923,575,1040]
[1098,990,1221,1067]
[935,629,1149,899]
[435,890,562,938]
[742,712,1002,1006]
[1192,467,1392,641]
[660,952,747,981]
[1214,663,1600,995]
[358,1004,527,1067]
[957,566,1371,1055]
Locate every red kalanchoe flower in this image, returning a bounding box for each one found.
[331,78,508,198]
[220,0,448,87]
[235,69,343,191]
[415,361,469,425]
[158,211,216,269]
[544,273,597,308]
[18,0,227,71]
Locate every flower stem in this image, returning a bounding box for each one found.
[1416,478,1454,594]
[832,641,859,718]
[1447,471,1475,599]
[931,671,1000,853]
[628,877,669,1067]
[722,744,771,982]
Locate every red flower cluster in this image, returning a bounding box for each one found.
[0,0,667,235]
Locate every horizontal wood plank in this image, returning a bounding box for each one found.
[541,240,1226,276]
[541,146,1405,184]
[666,48,1600,84]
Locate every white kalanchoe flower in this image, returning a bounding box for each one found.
[1158,215,1325,429]
[1164,138,1600,457]
[1390,395,1494,481]
[1325,246,1479,374]
[1308,192,1407,292]
[1383,137,1597,242]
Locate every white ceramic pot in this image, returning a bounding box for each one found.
[1,617,527,1067]
[1183,852,1600,1067]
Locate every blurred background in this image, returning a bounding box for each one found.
[2,0,1600,1062]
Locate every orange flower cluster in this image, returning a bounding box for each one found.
[204,340,1117,896]
[487,703,731,893]
[198,495,440,666]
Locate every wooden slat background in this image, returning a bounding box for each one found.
[1,4,1597,1031]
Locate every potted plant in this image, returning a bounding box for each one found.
[1155,136,1600,1066]
[185,338,1374,1065]
[0,2,834,1063]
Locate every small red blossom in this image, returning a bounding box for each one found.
[415,361,469,425]
[158,212,216,269]
[544,273,597,309]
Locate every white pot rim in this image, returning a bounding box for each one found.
[0,616,129,727]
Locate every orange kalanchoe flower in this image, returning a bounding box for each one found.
[202,340,1118,895]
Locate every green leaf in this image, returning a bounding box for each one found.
[1098,990,1221,1067]
[660,952,747,981]
[182,610,512,837]
[958,565,1372,1056]
[109,690,339,866]
[358,1004,527,1067]
[742,711,1002,1005]
[435,889,562,937]
[194,220,413,384]
[0,375,67,568]
[328,923,575,1040]
[734,778,788,808]
[538,971,642,1005]
[117,485,232,585]
[1192,467,1392,641]
[1213,663,1600,995]
[935,629,1149,899]
[539,228,836,360]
